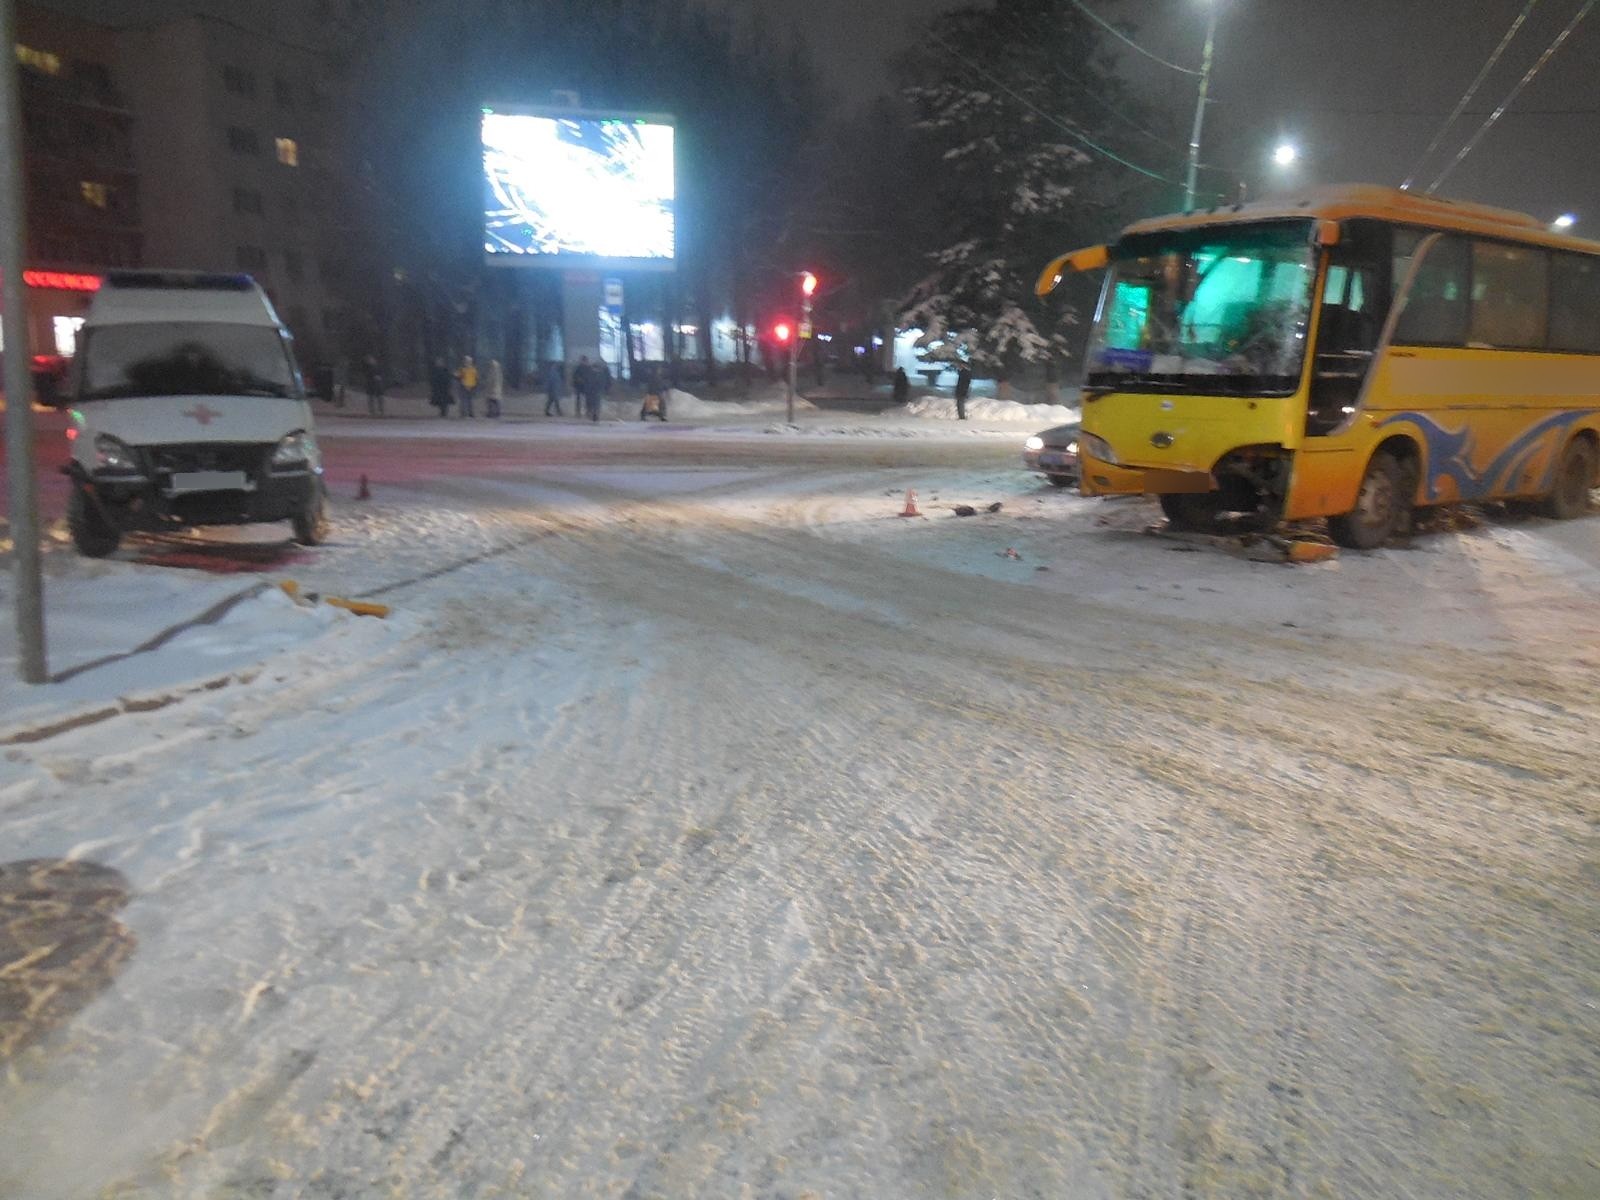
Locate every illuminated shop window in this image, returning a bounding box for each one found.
[15,44,60,75]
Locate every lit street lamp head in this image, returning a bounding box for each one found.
[1273,143,1298,167]
[1553,213,1578,230]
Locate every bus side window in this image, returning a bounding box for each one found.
[1548,253,1600,353]
[1394,236,1470,346]
[1470,241,1548,349]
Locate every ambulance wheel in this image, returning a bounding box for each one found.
[291,483,330,546]
[68,488,121,558]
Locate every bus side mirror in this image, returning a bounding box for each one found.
[1035,244,1110,296]
[1315,219,1341,247]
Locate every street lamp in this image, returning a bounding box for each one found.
[1182,0,1220,212]
[1273,142,1298,167]
[1552,213,1578,231]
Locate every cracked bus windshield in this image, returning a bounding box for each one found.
[1086,219,1315,395]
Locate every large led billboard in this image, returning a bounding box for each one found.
[481,107,675,269]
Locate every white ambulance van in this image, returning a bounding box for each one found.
[62,270,329,557]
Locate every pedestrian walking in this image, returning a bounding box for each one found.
[363,354,385,417]
[543,360,565,416]
[574,355,602,421]
[456,355,478,418]
[954,365,973,420]
[484,357,504,419]
[892,366,910,406]
[429,356,453,417]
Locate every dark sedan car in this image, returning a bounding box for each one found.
[1023,422,1080,487]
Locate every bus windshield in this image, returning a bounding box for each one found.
[1085,219,1316,396]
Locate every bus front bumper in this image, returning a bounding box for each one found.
[1078,456,1214,497]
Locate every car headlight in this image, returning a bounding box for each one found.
[1066,440,1079,455]
[1024,435,1044,451]
[271,431,318,470]
[93,433,141,474]
[1078,432,1118,465]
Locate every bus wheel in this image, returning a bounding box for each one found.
[1158,491,1225,532]
[1542,436,1597,520]
[1328,450,1405,549]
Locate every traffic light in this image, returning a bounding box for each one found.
[801,271,818,297]
[773,321,793,344]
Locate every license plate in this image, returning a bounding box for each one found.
[1039,452,1073,469]
[168,470,250,493]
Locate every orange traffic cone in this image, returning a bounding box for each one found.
[357,473,371,501]
[900,488,921,517]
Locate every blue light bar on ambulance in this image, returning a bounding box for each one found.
[104,270,257,291]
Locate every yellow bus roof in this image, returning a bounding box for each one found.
[1119,184,1600,255]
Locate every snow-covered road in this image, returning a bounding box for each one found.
[2,420,1596,1199]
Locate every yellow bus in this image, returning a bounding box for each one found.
[1036,185,1600,547]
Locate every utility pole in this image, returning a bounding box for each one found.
[791,271,816,425]
[1182,3,1219,212]
[1,0,47,684]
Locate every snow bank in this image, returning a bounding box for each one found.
[664,388,815,418]
[894,396,1080,424]
[0,573,390,741]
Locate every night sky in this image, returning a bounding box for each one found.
[728,0,1596,223]
[44,0,1598,223]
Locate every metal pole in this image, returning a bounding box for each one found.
[1,0,47,684]
[1183,5,1218,212]
[785,324,797,425]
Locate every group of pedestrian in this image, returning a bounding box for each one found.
[354,351,664,422]
[890,364,973,419]
[421,354,504,419]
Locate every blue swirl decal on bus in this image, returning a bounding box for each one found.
[1379,410,1598,500]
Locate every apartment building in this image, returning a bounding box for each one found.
[122,11,342,362]
[12,2,139,360]
[12,2,349,366]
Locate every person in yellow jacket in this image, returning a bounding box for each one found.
[455,355,478,418]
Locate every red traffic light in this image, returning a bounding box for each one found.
[801,272,818,297]
[773,321,793,343]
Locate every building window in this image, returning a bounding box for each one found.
[236,245,268,272]
[80,180,108,208]
[227,125,258,154]
[274,75,295,107]
[15,44,60,76]
[53,315,85,357]
[232,187,262,215]
[275,136,299,166]
[223,65,256,96]
[283,248,304,282]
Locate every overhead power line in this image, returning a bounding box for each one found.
[1428,0,1597,193]
[1400,0,1541,190]
[924,31,1218,199]
[1064,0,1202,76]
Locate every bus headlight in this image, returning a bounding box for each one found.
[1078,432,1117,464]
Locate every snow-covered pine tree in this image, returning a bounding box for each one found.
[897,0,1161,381]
